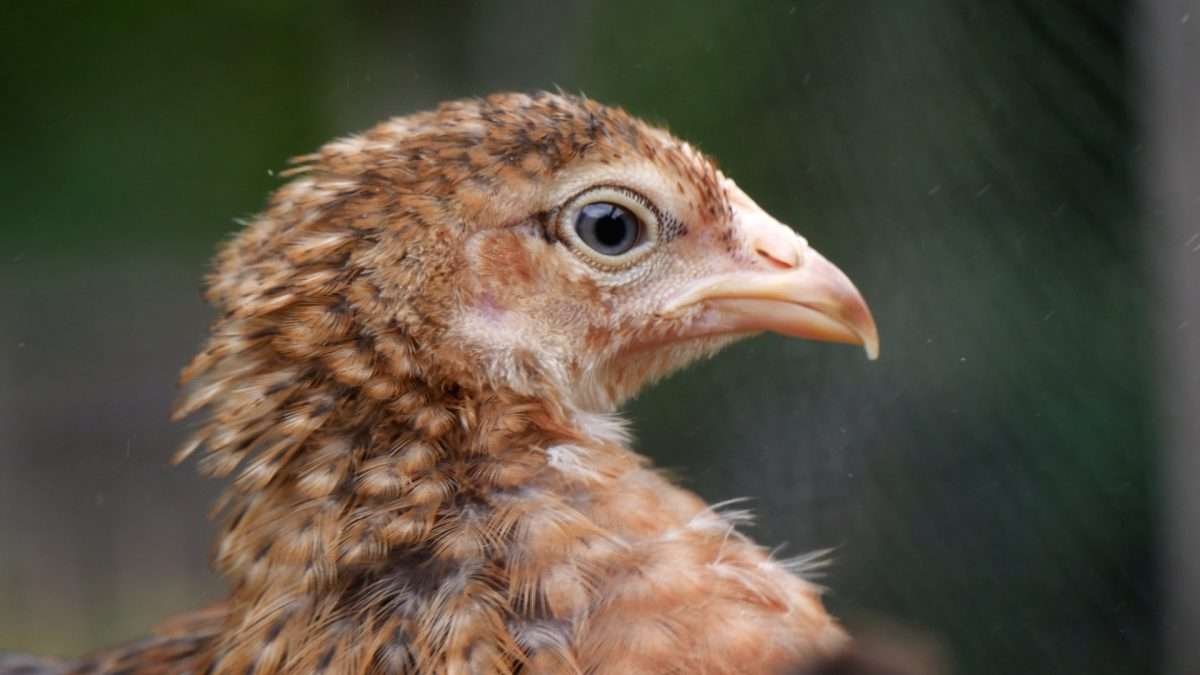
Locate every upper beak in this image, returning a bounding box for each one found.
[661,187,879,360]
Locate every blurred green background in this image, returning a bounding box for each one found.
[0,2,1159,673]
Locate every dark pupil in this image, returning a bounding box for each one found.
[577,202,639,255]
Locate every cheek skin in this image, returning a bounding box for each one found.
[472,231,603,324]
[450,225,746,409]
[474,230,539,290]
[457,230,603,368]
[445,231,576,398]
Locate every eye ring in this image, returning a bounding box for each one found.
[558,186,660,270]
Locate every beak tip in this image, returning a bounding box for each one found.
[864,340,880,361]
[844,300,879,362]
[860,322,880,361]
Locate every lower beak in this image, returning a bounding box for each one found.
[661,247,880,360]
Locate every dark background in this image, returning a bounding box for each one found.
[0,3,1182,673]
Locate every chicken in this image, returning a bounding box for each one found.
[4,92,878,675]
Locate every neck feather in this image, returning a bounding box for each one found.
[177,333,639,605]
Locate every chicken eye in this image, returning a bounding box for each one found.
[558,186,659,269]
[575,202,641,256]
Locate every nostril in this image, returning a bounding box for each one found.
[743,212,806,269]
[755,244,800,270]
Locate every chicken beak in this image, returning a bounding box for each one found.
[661,189,879,360]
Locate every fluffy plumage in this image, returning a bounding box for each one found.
[8,92,878,674]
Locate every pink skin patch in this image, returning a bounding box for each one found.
[476,291,507,320]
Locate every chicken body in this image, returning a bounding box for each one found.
[8,93,876,675]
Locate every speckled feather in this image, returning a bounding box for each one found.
[36,93,848,675]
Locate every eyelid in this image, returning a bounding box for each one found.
[558,185,661,270]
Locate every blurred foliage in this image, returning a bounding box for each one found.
[0,2,1154,674]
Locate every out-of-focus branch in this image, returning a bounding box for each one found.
[1143,1,1200,674]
